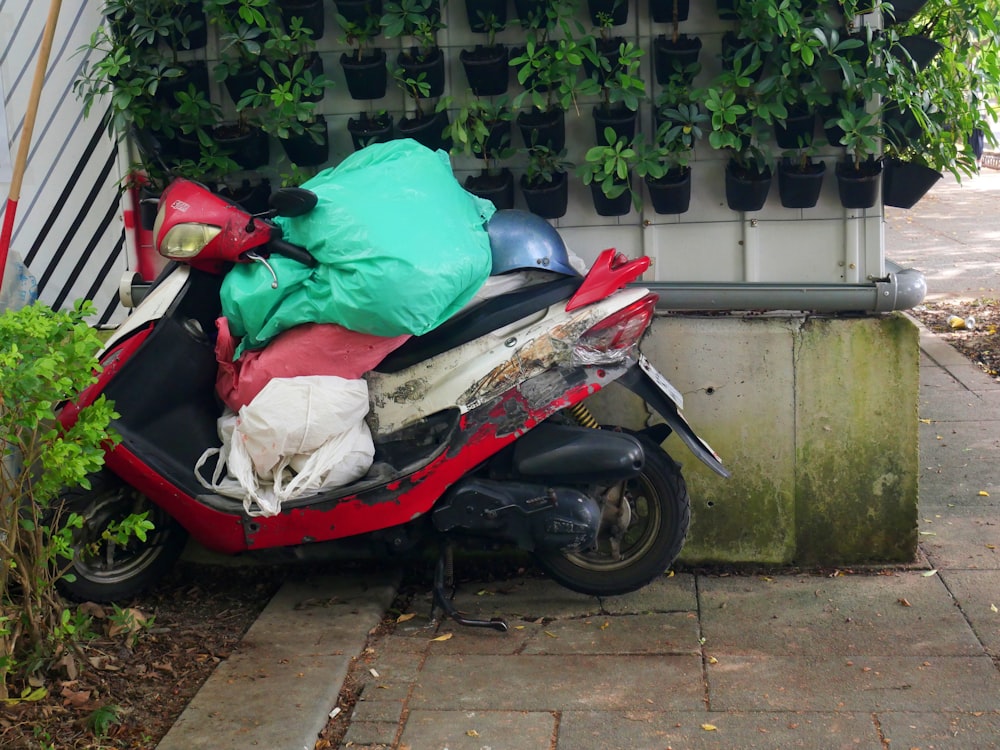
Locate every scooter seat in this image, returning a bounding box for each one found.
[373,274,584,374]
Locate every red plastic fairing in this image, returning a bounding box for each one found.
[104,443,248,554]
[58,327,154,431]
[566,249,651,312]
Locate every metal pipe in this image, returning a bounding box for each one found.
[645,262,926,314]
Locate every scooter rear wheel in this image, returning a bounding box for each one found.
[55,470,188,602]
[534,431,690,597]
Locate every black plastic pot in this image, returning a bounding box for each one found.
[171,1,207,51]
[219,177,272,214]
[590,179,632,216]
[593,106,638,144]
[775,108,816,149]
[517,108,565,152]
[280,115,330,166]
[475,119,513,158]
[892,35,944,71]
[156,60,210,106]
[725,160,772,212]
[520,172,569,219]
[716,0,737,19]
[399,47,446,98]
[223,65,264,105]
[835,159,882,209]
[650,0,690,24]
[348,112,394,151]
[460,45,509,96]
[653,34,702,85]
[587,0,628,25]
[464,0,508,30]
[216,124,271,170]
[646,168,692,214]
[465,169,515,209]
[341,49,388,100]
[777,158,826,209]
[884,0,928,24]
[398,109,451,151]
[335,0,383,24]
[882,158,941,209]
[514,0,548,26]
[278,0,325,38]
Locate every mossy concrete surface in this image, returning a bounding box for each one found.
[587,313,919,565]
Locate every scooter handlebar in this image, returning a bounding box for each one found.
[269,237,318,268]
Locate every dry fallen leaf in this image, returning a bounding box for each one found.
[922,570,938,577]
[707,656,719,664]
[466,729,480,737]
[431,633,453,642]
[991,603,998,613]
[979,491,991,497]
[898,598,912,607]
[701,723,717,731]
[396,613,416,623]
[600,621,610,631]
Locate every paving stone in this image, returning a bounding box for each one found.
[341,720,398,747]
[877,710,1000,749]
[699,573,983,656]
[707,656,1000,712]
[519,612,700,655]
[409,654,705,711]
[557,710,883,749]
[919,509,1000,569]
[400,710,555,749]
[937,569,1000,655]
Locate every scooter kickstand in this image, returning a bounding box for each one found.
[432,547,508,632]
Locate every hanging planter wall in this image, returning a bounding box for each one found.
[587,0,628,26]
[465,169,515,209]
[650,0,690,24]
[278,0,326,38]
[590,179,632,216]
[280,115,330,166]
[398,109,451,151]
[592,106,638,144]
[517,108,565,152]
[464,0,507,30]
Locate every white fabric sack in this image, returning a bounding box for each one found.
[196,375,375,516]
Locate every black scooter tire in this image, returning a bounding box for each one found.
[534,432,690,597]
[55,471,188,602]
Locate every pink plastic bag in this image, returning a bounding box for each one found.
[215,318,409,411]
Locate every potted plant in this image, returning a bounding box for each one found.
[460,11,510,96]
[393,67,451,149]
[444,95,516,208]
[519,141,574,218]
[581,38,647,143]
[510,7,589,152]
[263,15,329,104]
[381,0,447,98]
[579,126,637,216]
[337,6,389,99]
[208,7,272,105]
[700,57,778,212]
[464,0,508,30]
[643,101,706,214]
[831,101,883,209]
[348,109,395,150]
[586,0,627,27]
[777,141,826,209]
[652,0,702,86]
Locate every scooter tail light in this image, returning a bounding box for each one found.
[573,293,659,364]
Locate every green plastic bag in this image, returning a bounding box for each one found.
[221,140,495,356]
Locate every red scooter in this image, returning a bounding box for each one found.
[57,178,726,630]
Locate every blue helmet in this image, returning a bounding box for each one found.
[486,210,580,277]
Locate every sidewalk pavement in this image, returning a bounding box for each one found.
[159,173,1000,750]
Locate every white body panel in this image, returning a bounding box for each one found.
[366,286,649,436]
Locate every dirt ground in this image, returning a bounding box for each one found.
[907,297,1000,381]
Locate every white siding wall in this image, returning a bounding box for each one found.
[0,0,130,326]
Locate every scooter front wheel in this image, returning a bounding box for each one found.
[55,470,188,602]
[534,431,690,597]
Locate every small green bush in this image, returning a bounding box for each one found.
[0,300,119,701]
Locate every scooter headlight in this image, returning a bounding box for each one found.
[157,223,222,259]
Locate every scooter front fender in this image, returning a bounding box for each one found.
[616,356,730,478]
